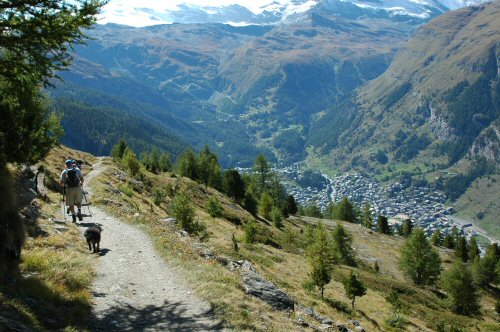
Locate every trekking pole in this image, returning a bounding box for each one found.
[61,187,66,222]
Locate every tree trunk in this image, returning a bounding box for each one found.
[321,286,324,300]
[352,297,355,310]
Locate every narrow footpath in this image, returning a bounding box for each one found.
[80,158,224,331]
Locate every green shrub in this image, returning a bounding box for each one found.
[244,220,258,244]
[270,207,283,228]
[169,191,196,233]
[152,187,164,206]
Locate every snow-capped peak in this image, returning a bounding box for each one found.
[97,0,491,27]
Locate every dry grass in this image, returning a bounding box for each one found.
[7,145,498,331]
[0,146,97,331]
[86,153,500,331]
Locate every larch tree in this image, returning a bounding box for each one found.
[442,260,480,316]
[307,221,334,300]
[343,271,366,310]
[455,236,469,262]
[332,197,357,223]
[378,215,390,235]
[331,223,356,266]
[253,153,270,194]
[361,202,373,229]
[399,228,441,285]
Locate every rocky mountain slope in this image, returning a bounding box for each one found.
[327,0,499,170]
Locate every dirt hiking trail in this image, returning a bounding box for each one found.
[80,158,224,331]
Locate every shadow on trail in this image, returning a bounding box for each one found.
[90,300,223,331]
[98,248,111,257]
[77,222,102,228]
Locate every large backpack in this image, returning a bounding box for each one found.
[66,168,80,188]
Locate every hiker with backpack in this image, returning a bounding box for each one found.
[60,159,84,223]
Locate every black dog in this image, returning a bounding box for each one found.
[84,226,102,253]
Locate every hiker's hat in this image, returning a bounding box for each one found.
[65,159,73,166]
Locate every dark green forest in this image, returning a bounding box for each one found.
[52,97,189,159]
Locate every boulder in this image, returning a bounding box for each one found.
[241,261,294,310]
[335,322,349,332]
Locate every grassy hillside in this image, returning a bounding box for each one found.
[453,173,500,241]
[2,145,499,331]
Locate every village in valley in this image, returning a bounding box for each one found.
[277,164,488,243]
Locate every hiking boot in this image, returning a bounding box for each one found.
[77,211,83,221]
[72,214,77,223]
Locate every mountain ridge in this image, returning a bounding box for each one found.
[98,0,492,26]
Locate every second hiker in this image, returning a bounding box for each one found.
[60,159,84,222]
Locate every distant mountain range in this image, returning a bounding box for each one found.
[53,0,497,174]
[98,0,491,26]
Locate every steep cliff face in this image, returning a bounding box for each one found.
[469,120,500,164]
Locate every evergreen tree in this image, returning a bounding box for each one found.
[207,158,223,190]
[468,237,480,261]
[361,203,373,229]
[331,223,356,266]
[122,147,141,177]
[205,196,223,218]
[268,173,287,210]
[400,219,413,237]
[399,228,441,285]
[443,234,455,249]
[286,195,298,215]
[253,153,270,194]
[243,192,258,215]
[223,169,246,202]
[305,201,323,218]
[258,192,274,220]
[198,145,221,189]
[170,191,196,233]
[0,0,104,167]
[431,229,443,247]
[471,243,499,288]
[455,236,469,262]
[270,207,283,228]
[442,260,480,316]
[307,222,334,300]
[176,149,198,180]
[111,139,128,160]
[158,153,172,172]
[141,148,161,173]
[332,197,357,223]
[244,220,258,244]
[378,215,390,235]
[343,271,366,310]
